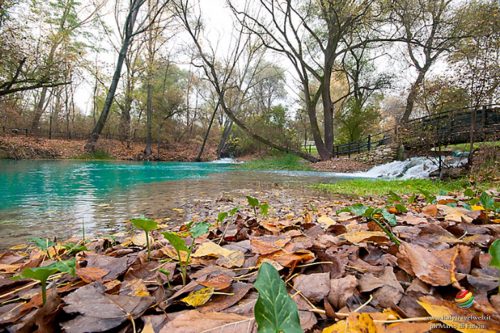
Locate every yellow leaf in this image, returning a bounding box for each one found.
[193,241,233,258]
[471,205,484,211]
[9,244,28,251]
[342,231,388,244]
[172,208,184,213]
[323,313,376,333]
[318,215,336,226]
[418,296,500,333]
[141,317,155,333]
[182,287,214,307]
[192,241,244,268]
[161,246,189,262]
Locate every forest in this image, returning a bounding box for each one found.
[0,0,497,161]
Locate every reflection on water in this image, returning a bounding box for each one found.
[0,160,341,247]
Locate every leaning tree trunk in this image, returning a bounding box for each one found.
[144,77,153,157]
[85,36,131,152]
[217,119,233,158]
[400,70,426,123]
[196,100,220,161]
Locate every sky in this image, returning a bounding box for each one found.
[73,0,434,116]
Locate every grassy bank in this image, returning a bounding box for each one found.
[313,178,492,197]
[239,153,312,171]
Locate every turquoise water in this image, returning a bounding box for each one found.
[0,160,235,246]
[0,160,343,247]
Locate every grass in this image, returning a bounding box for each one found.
[73,150,114,160]
[443,141,500,151]
[240,153,312,171]
[313,178,489,197]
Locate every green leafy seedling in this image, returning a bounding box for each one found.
[162,232,189,286]
[13,266,59,305]
[30,237,55,259]
[489,239,500,292]
[489,240,500,268]
[159,268,172,288]
[162,222,209,286]
[246,196,270,218]
[418,188,436,204]
[254,262,302,333]
[131,217,158,260]
[63,243,87,256]
[339,204,401,245]
[48,258,76,277]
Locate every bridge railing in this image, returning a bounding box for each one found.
[331,104,499,157]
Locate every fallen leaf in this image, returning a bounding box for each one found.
[328,275,357,310]
[250,235,291,255]
[83,253,137,281]
[318,215,336,226]
[342,231,388,244]
[120,278,150,297]
[182,287,215,307]
[61,282,154,333]
[192,242,244,268]
[323,313,377,333]
[159,310,254,333]
[292,272,330,303]
[397,242,458,286]
[199,282,252,313]
[198,274,232,290]
[76,266,108,283]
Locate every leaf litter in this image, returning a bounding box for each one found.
[0,188,499,332]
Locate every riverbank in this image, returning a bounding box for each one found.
[0,135,218,161]
[0,187,499,332]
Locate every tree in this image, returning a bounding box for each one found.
[174,0,318,162]
[228,0,386,160]
[85,0,171,153]
[390,0,463,123]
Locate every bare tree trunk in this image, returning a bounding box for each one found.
[144,77,153,156]
[196,100,220,161]
[401,70,426,123]
[217,120,233,158]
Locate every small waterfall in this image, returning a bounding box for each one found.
[210,158,241,164]
[356,156,467,179]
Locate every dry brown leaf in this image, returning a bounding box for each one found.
[397,242,458,286]
[318,215,336,226]
[328,275,357,309]
[119,278,150,297]
[342,231,388,244]
[192,242,244,268]
[159,310,255,333]
[76,267,108,283]
[250,235,291,255]
[293,272,330,303]
[197,274,232,290]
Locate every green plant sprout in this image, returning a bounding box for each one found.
[131,217,158,260]
[489,239,500,293]
[12,258,76,305]
[162,222,210,286]
[246,196,269,217]
[339,204,401,246]
[29,237,56,259]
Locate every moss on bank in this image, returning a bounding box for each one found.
[313,178,493,197]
